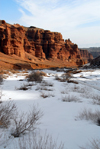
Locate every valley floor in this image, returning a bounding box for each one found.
[0,68,100,149]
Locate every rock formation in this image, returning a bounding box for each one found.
[0,20,87,68]
[79,49,93,62]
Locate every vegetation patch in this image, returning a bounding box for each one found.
[62,95,81,102]
[77,108,100,126]
[26,71,43,83]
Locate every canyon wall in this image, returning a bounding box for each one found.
[0,20,92,67]
[79,49,93,62]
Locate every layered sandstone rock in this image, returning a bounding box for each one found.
[0,20,85,66]
[0,21,25,59]
[79,49,93,62]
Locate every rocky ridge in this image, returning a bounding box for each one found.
[0,20,92,69]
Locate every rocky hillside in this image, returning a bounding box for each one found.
[0,20,92,69]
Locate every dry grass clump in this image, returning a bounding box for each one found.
[77,108,100,126]
[92,95,100,105]
[39,71,47,76]
[49,67,59,71]
[72,85,90,94]
[80,139,100,149]
[9,69,21,74]
[41,81,53,87]
[26,71,43,83]
[61,90,68,94]
[16,83,34,91]
[55,75,62,81]
[0,75,3,85]
[17,132,64,149]
[67,80,78,84]
[41,92,54,98]
[11,106,43,137]
[55,72,73,82]
[71,70,82,74]
[0,90,3,103]
[0,101,16,128]
[36,86,53,91]
[62,95,81,103]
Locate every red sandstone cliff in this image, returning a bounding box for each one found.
[79,49,93,63]
[0,20,87,69]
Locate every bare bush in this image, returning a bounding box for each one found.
[61,90,68,94]
[17,83,33,91]
[92,95,100,105]
[17,132,64,149]
[67,80,78,84]
[55,75,62,81]
[77,108,100,125]
[39,71,47,76]
[11,106,43,137]
[36,86,53,91]
[71,70,82,74]
[26,71,43,83]
[72,86,90,94]
[0,101,16,128]
[61,72,72,80]
[41,92,54,98]
[80,139,100,149]
[41,81,53,87]
[17,84,29,91]
[0,90,3,103]
[62,95,81,103]
[49,67,59,71]
[0,75,3,85]
[55,73,72,82]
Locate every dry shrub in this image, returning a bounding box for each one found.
[71,70,82,74]
[55,75,62,81]
[77,108,100,126]
[17,83,33,91]
[10,69,20,74]
[39,71,47,76]
[61,90,68,94]
[62,95,81,103]
[49,67,59,71]
[80,139,100,149]
[0,101,16,128]
[0,75,3,85]
[17,132,64,149]
[55,73,72,82]
[41,81,53,87]
[67,80,78,84]
[36,86,53,91]
[72,86,90,94]
[11,106,43,137]
[92,95,100,105]
[0,90,3,103]
[41,92,54,98]
[26,71,43,83]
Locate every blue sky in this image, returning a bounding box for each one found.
[0,0,100,48]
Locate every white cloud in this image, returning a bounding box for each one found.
[15,0,100,47]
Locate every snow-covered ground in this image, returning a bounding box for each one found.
[0,68,100,149]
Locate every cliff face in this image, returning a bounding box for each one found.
[80,47,100,58]
[0,20,85,68]
[79,49,93,62]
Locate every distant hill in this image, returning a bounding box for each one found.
[80,47,100,58]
